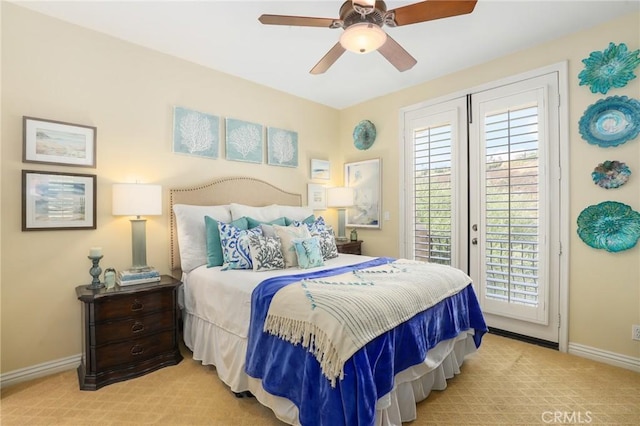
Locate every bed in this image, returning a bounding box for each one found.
[170,176,487,426]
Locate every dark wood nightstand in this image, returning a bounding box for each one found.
[335,240,363,255]
[76,275,183,390]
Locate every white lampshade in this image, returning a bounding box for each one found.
[340,23,387,54]
[112,184,162,217]
[327,187,355,208]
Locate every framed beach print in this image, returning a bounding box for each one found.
[344,158,381,228]
[311,159,330,180]
[23,116,96,167]
[307,184,327,210]
[22,170,96,231]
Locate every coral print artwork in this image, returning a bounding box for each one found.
[267,127,298,167]
[173,106,219,159]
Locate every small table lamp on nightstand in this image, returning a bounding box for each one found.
[112,183,162,279]
[327,186,354,242]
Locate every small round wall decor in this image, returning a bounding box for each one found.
[591,160,631,189]
[353,120,376,150]
[578,42,640,94]
[578,96,640,147]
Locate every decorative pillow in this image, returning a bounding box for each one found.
[260,223,277,238]
[246,216,287,229]
[293,215,327,233]
[205,216,248,267]
[315,227,339,261]
[285,214,315,226]
[248,234,285,272]
[293,237,325,269]
[218,222,263,270]
[173,204,231,272]
[272,224,311,268]
[279,205,314,222]
[230,203,281,222]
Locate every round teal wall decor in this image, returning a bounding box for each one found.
[578,96,640,147]
[353,120,376,150]
[578,42,640,94]
[577,201,640,252]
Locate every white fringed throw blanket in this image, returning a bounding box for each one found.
[263,260,472,386]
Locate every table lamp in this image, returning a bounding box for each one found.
[327,187,354,241]
[112,183,162,272]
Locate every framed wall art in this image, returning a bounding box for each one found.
[23,116,96,167]
[310,159,330,180]
[225,118,264,163]
[22,170,96,231]
[173,106,219,159]
[344,158,381,228]
[307,184,327,210]
[267,127,298,167]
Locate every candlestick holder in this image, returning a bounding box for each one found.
[87,255,104,290]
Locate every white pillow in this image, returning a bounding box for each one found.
[230,203,281,222]
[173,204,231,272]
[278,205,314,221]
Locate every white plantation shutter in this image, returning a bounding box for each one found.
[483,104,541,307]
[413,124,454,265]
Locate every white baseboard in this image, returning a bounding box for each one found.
[0,354,81,389]
[568,342,640,373]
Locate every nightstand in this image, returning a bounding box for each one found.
[76,275,183,390]
[335,240,363,255]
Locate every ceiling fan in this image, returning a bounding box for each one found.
[258,0,477,74]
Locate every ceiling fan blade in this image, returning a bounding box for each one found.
[389,0,477,26]
[377,35,417,72]
[310,43,346,75]
[259,14,338,28]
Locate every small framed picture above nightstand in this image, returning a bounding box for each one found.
[335,240,362,255]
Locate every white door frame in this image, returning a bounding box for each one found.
[399,62,569,352]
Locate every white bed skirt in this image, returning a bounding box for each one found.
[183,312,478,426]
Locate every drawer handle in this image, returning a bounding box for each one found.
[130,345,144,356]
[131,300,143,311]
[131,321,145,333]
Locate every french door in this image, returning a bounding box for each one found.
[401,69,565,344]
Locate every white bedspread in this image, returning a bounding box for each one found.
[182,254,373,338]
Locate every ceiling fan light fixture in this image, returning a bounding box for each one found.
[339,23,387,54]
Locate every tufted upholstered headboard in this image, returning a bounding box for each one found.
[169,176,302,273]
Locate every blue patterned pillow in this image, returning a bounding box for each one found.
[248,235,285,272]
[218,222,263,270]
[292,237,325,269]
[293,215,327,234]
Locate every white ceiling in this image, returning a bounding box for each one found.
[13,0,640,109]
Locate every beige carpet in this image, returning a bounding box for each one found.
[1,334,638,425]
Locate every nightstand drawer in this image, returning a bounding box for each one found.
[93,311,175,345]
[94,290,174,322]
[336,240,362,255]
[95,330,176,370]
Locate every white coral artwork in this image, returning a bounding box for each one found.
[172,106,219,159]
[267,127,298,167]
[225,118,263,163]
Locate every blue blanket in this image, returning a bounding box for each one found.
[245,257,487,426]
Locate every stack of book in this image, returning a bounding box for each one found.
[117,268,161,286]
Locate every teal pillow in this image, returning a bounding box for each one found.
[205,216,248,267]
[246,216,287,229]
[284,214,315,226]
[292,237,325,269]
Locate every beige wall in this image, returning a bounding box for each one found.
[2,4,639,374]
[0,3,340,372]
[340,12,640,359]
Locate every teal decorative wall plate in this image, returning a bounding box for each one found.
[578,96,640,147]
[591,160,631,189]
[578,42,640,94]
[577,201,640,252]
[353,120,376,150]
